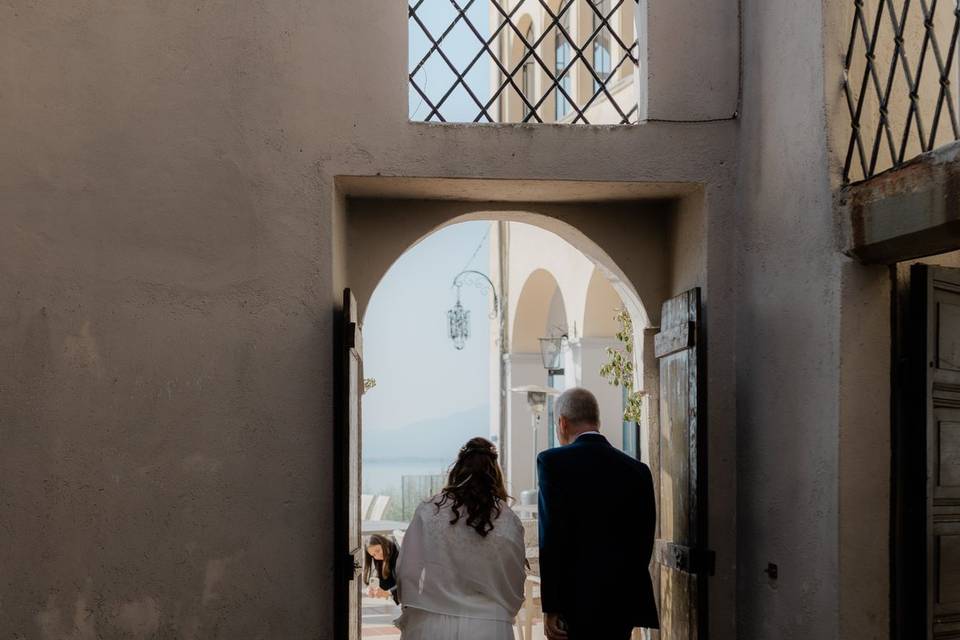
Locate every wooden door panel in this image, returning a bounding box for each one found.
[938,303,960,372]
[934,521,960,637]
[659,354,691,544]
[659,567,696,639]
[912,266,960,640]
[935,416,960,501]
[336,289,363,640]
[655,288,708,640]
[936,525,960,606]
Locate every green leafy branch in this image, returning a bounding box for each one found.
[599,308,644,423]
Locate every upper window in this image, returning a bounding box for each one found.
[408,0,639,124]
[555,9,573,120]
[522,25,537,120]
[591,0,612,94]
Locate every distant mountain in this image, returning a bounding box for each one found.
[363,405,491,462]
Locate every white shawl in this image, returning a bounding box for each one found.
[396,497,526,622]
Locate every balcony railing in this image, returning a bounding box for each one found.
[843,0,960,182]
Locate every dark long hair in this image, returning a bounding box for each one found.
[362,534,398,584]
[434,437,510,537]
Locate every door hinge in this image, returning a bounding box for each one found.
[346,322,358,349]
[344,553,361,581]
[655,540,715,576]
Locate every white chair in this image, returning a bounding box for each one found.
[361,494,373,520]
[368,495,390,521]
[392,528,406,547]
[514,575,541,640]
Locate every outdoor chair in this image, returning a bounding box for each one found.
[514,574,541,640]
[361,494,373,520]
[368,495,390,521]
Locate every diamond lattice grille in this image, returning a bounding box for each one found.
[409,0,640,124]
[843,0,960,182]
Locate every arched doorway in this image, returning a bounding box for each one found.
[335,180,711,640]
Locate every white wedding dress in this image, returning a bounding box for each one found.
[394,497,526,640]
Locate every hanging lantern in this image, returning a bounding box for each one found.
[447,270,499,351]
[448,291,471,350]
[539,335,568,371]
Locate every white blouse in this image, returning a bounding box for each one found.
[396,497,526,623]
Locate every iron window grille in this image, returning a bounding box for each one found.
[409,0,640,124]
[842,0,960,183]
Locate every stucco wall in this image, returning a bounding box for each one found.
[1,1,336,638]
[736,0,848,638]
[822,3,899,639]
[1,0,740,638]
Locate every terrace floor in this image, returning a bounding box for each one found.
[360,595,547,639]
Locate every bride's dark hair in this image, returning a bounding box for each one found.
[434,437,510,537]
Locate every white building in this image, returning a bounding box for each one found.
[488,222,641,495]
[488,0,638,124]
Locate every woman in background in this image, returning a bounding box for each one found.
[363,534,400,604]
[395,437,525,640]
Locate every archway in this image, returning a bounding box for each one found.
[508,267,569,495]
[346,202,660,360]
[335,178,713,640]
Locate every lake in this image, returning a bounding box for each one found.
[362,458,450,494]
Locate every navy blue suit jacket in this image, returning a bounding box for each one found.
[537,433,659,630]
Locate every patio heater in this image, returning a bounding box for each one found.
[511,384,561,505]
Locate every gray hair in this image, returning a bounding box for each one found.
[554,387,600,428]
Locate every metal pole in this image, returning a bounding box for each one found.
[532,412,540,491]
[497,222,510,485]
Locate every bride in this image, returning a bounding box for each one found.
[394,437,526,640]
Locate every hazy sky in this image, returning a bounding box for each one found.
[362,222,492,434]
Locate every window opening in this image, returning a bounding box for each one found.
[591,0,612,93]
[522,25,536,120]
[408,0,639,124]
[555,9,573,120]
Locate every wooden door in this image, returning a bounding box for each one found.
[335,289,363,640]
[911,266,960,640]
[654,288,710,640]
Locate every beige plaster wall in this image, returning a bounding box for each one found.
[738,0,823,631]
[821,2,927,638]
[2,1,336,637]
[736,0,884,639]
[0,0,741,638]
[838,261,891,640]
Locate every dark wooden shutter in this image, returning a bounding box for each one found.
[654,288,710,640]
[335,289,363,640]
[911,266,960,640]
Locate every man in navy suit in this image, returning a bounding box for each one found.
[537,387,659,640]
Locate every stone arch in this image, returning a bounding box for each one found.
[511,268,568,354]
[582,265,624,338]
[353,207,653,336]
